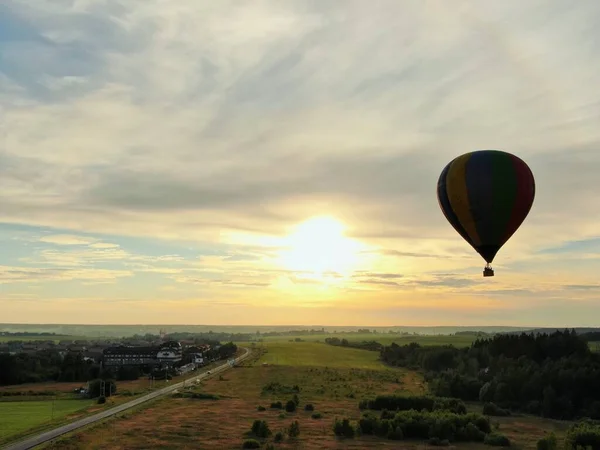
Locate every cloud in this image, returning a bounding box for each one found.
[2,1,600,324]
[0,265,132,284]
[38,234,96,245]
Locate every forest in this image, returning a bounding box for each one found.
[380,330,600,419]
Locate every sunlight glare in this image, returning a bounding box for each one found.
[277,216,367,280]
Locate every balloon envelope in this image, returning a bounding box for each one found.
[437,150,535,264]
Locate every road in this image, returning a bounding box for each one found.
[3,347,251,450]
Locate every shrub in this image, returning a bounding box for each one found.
[333,418,355,438]
[564,422,600,449]
[242,439,261,449]
[274,431,284,442]
[270,401,282,409]
[285,400,296,413]
[304,403,314,411]
[536,433,557,450]
[292,394,299,405]
[257,406,266,412]
[278,413,286,419]
[484,433,511,447]
[97,396,106,404]
[358,409,490,442]
[288,420,300,438]
[387,426,404,440]
[251,419,271,438]
[483,402,511,417]
[429,437,450,446]
[358,395,467,415]
[311,412,323,419]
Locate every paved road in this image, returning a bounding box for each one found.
[3,348,251,450]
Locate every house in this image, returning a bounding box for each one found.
[84,346,105,363]
[20,344,38,354]
[102,345,160,368]
[68,345,86,353]
[157,348,182,366]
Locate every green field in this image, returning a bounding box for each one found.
[260,333,478,347]
[258,341,385,369]
[0,335,89,343]
[0,399,93,441]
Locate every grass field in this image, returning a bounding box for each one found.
[39,342,571,450]
[258,341,387,369]
[0,399,94,441]
[260,333,479,347]
[0,335,90,343]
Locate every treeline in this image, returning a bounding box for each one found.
[0,351,108,385]
[324,337,383,352]
[0,342,238,386]
[161,332,253,343]
[0,332,58,337]
[380,330,600,419]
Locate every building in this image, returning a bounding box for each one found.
[102,341,183,369]
[103,345,160,368]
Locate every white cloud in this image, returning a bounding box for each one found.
[38,234,96,245]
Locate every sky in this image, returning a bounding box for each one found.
[2,0,600,326]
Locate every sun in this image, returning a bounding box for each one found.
[277,216,366,280]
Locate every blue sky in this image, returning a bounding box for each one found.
[2,0,600,325]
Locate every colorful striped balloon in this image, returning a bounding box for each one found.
[437,150,535,268]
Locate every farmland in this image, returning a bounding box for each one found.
[0,335,90,343]
[42,340,571,450]
[259,332,479,347]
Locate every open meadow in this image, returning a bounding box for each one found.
[259,333,478,347]
[40,341,571,450]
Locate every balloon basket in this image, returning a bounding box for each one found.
[483,265,494,277]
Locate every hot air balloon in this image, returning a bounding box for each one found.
[436,150,535,277]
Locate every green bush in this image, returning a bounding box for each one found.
[536,433,557,450]
[358,410,490,442]
[288,420,300,438]
[292,394,299,406]
[242,439,261,449]
[311,412,323,419]
[257,405,266,411]
[564,421,600,449]
[274,431,284,442]
[333,418,355,438]
[304,403,314,411]
[387,426,404,440]
[358,395,466,414]
[483,402,511,417]
[429,437,450,446]
[285,400,296,412]
[270,401,282,409]
[484,433,511,446]
[97,396,106,404]
[251,419,271,438]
